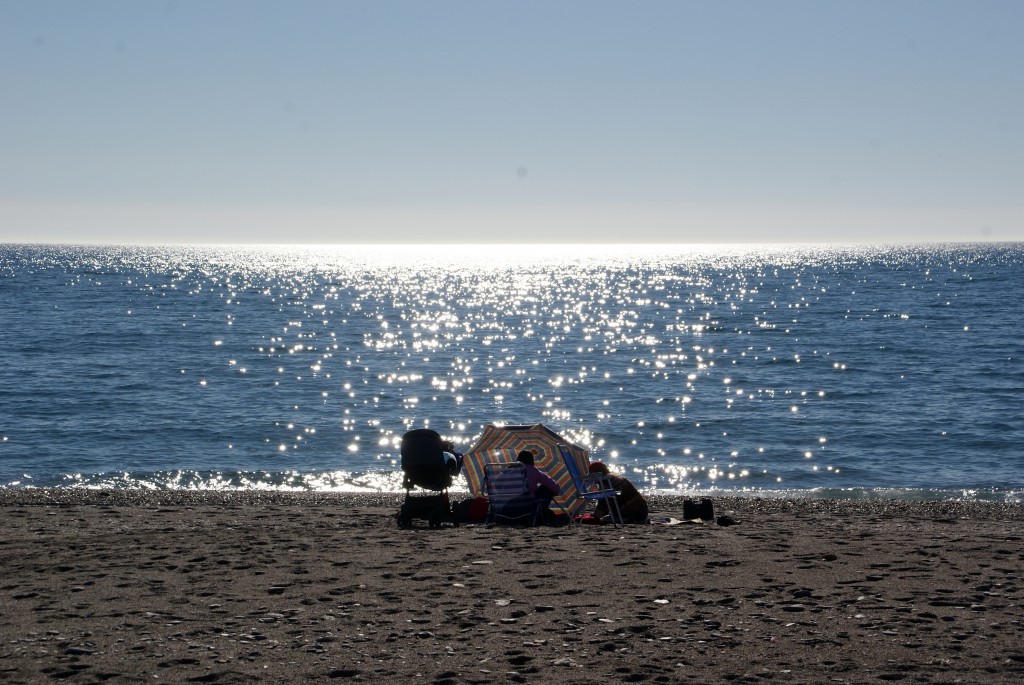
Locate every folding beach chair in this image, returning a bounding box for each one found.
[483,463,545,526]
[560,445,623,527]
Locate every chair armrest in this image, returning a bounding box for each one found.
[582,474,619,493]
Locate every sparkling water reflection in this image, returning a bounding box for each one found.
[1,243,1022,501]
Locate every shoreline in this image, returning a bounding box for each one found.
[2,491,1023,683]
[2,488,1023,519]
[5,478,1020,506]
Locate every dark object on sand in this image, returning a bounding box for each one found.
[716,515,739,526]
[454,496,489,523]
[398,493,452,529]
[683,498,715,521]
[397,429,457,529]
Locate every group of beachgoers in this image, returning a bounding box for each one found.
[442,440,649,525]
[514,449,649,524]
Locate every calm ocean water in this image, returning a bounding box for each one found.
[1,243,1021,501]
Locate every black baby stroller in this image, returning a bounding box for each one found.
[396,428,460,529]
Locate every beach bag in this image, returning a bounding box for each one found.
[683,498,715,521]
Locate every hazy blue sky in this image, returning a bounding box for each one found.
[2,0,1021,244]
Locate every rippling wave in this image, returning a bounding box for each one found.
[1,243,1022,501]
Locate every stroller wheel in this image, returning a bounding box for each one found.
[427,511,442,529]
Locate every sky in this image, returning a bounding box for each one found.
[1,0,1021,244]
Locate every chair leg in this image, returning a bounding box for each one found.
[571,498,600,528]
[550,498,571,525]
[606,495,624,527]
[570,499,590,527]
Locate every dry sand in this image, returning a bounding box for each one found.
[1,490,1022,684]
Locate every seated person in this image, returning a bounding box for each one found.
[441,439,464,478]
[486,451,560,525]
[587,461,649,524]
[515,449,560,506]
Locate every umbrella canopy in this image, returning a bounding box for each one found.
[462,423,590,517]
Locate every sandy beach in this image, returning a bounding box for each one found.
[1,491,1022,684]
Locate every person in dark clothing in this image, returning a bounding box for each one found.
[441,439,464,478]
[588,461,649,524]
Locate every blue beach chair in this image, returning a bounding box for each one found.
[560,445,623,527]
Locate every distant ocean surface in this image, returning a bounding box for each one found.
[1,243,1021,502]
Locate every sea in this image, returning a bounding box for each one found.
[1,243,1021,502]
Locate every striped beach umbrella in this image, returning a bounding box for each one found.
[462,423,590,517]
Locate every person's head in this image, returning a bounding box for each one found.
[588,461,609,475]
[516,449,535,466]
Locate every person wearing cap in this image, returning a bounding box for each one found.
[588,461,649,524]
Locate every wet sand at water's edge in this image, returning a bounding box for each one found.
[1,490,1022,684]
